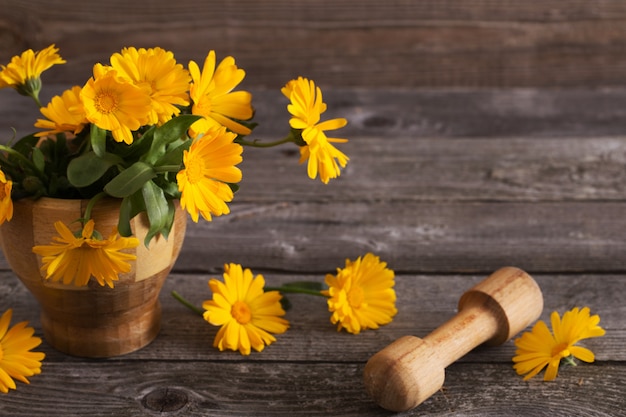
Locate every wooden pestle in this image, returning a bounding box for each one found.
[363,266,543,412]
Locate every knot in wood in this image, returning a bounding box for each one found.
[142,387,189,412]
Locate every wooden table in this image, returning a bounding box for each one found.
[0,88,624,416]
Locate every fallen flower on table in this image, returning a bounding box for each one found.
[203,263,289,356]
[0,309,45,394]
[172,253,397,355]
[512,306,606,381]
[322,253,397,334]
[174,263,289,356]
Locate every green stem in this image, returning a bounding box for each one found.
[265,286,328,297]
[0,145,46,180]
[563,355,577,367]
[154,165,182,173]
[235,136,294,148]
[171,291,204,317]
[82,192,108,224]
[31,94,43,108]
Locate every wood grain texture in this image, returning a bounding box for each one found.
[0,362,623,417]
[2,1,626,88]
[6,87,626,139]
[1,271,622,364]
[0,271,623,416]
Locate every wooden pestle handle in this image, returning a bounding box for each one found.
[363,267,543,412]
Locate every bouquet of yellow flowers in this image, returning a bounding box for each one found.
[0,45,397,381]
[0,44,349,286]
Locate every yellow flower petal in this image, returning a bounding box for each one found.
[0,170,13,224]
[323,253,397,335]
[0,309,44,394]
[512,306,605,381]
[177,127,242,222]
[283,77,349,183]
[202,263,289,355]
[189,50,253,136]
[32,220,138,288]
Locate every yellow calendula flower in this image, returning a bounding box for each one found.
[80,63,152,144]
[34,85,88,137]
[188,50,253,136]
[110,47,191,125]
[32,219,140,288]
[322,253,397,334]
[176,126,243,222]
[0,309,45,394]
[0,44,65,104]
[282,77,349,184]
[513,306,606,381]
[203,263,289,355]
[0,170,13,225]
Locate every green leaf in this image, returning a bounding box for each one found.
[153,138,191,167]
[144,115,200,164]
[32,147,45,172]
[227,182,240,193]
[141,180,170,247]
[67,151,124,188]
[154,176,180,198]
[159,199,176,240]
[111,125,155,159]
[11,133,40,157]
[104,161,156,198]
[117,192,146,237]
[90,124,107,157]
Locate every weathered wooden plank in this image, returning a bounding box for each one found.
[3,201,626,274]
[2,272,622,363]
[0,361,622,416]
[5,88,626,139]
[174,200,626,274]
[236,135,626,203]
[1,270,622,415]
[2,1,626,87]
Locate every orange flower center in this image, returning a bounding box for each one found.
[185,156,205,184]
[551,342,571,359]
[95,91,119,114]
[347,286,365,309]
[231,301,252,324]
[193,98,212,116]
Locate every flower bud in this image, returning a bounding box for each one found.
[22,175,44,194]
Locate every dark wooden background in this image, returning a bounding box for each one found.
[3,0,626,89]
[0,1,625,416]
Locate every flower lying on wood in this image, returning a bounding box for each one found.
[512,306,605,381]
[0,309,45,394]
[322,253,397,334]
[203,263,289,356]
[173,253,397,355]
[0,45,349,288]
